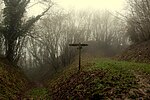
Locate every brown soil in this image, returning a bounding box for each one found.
[117,40,150,63]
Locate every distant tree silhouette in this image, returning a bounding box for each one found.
[127,0,150,43]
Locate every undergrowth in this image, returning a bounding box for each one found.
[0,62,28,99]
[48,58,150,99]
[23,87,50,99]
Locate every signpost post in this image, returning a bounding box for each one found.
[69,42,88,72]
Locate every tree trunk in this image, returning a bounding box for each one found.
[6,39,15,63]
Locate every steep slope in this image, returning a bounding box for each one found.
[0,58,28,99]
[117,40,150,63]
[47,58,150,99]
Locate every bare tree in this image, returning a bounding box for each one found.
[19,9,128,80]
[0,0,4,56]
[126,0,150,43]
[0,0,53,64]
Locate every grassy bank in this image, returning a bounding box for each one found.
[48,58,150,99]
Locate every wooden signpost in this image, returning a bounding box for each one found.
[69,42,88,72]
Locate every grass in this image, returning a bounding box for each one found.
[48,58,150,99]
[1,57,150,99]
[91,58,150,74]
[23,87,50,99]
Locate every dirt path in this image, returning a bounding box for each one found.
[22,82,51,100]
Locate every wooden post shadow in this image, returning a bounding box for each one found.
[69,42,88,72]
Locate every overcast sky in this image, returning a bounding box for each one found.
[56,0,125,11]
[28,0,126,16]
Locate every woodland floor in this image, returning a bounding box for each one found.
[25,58,150,99]
[19,40,150,99]
[22,83,50,100]
[118,40,150,63]
[1,57,150,99]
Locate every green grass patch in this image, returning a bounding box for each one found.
[24,87,50,99]
[48,58,150,99]
[89,58,150,74]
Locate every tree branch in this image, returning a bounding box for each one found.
[21,3,53,36]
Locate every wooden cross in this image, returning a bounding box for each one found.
[69,42,88,72]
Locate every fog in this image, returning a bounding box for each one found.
[1,1,150,99]
[28,0,126,16]
[55,0,125,11]
[1,0,149,81]
[20,0,128,81]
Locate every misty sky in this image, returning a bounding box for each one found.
[28,0,126,16]
[57,0,125,11]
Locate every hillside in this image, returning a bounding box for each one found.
[47,57,150,99]
[1,55,150,99]
[0,58,28,99]
[118,40,150,63]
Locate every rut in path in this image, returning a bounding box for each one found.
[22,81,51,99]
